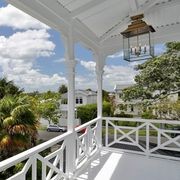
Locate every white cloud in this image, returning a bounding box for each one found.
[75,75,97,90]
[108,51,123,58]
[103,65,136,89]
[0,29,54,59]
[0,4,49,30]
[79,60,96,72]
[79,60,136,90]
[0,30,66,92]
[54,58,65,63]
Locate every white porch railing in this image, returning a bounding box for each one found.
[0,117,180,179]
[0,117,101,180]
[75,117,100,169]
[103,117,180,160]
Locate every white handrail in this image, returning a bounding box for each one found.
[103,117,180,124]
[0,131,72,172]
[75,117,100,132]
[0,117,101,172]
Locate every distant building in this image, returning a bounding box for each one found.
[60,89,97,126]
[114,84,141,116]
[114,84,179,118]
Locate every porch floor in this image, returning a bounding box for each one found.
[74,149,180,180]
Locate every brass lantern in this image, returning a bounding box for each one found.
[121,14,155,62]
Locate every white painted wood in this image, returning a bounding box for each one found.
[103,117,180,124]
[62,28,77,177]
[7,0,180,60]
[103,117,180,160]
[71,0,107,17]
[105,120,108,147]
[94,53,105,148]
[41,162,46,180]
[146,122,150,154]
[32,156,37,180]
[0,131,72,171]
[1,117,180,179]
[100,0,162,41]
[128,0,138,13]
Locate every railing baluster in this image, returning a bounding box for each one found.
[86,126,90,157]
[114,124,117,143]
[32,155,37,180]
[105,119,108,147]
[97,119,102,148]
[158,130,161,146]
[146,122,150,155]
[41,161,46,180]
[136,129,139,144]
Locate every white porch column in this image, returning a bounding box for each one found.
[63,28,76,131]
[65,60,76,131]
[96,69,104,118]
[62,28,76,177]
[95,53,105,147]
[95,53,105,117]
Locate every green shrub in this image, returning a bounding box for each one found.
[77,102,111,124]
[141,110,156,119]
[114,112,133,118]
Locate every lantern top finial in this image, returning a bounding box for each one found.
[130,14,144,21]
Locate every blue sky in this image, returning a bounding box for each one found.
[0,1,166,92]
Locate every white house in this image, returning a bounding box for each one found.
[59,89,97,126]
[114,84,141,116]
[114,84,179,117]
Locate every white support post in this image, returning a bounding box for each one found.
[96,70,103,118]
[94,52,105,148]
[65,59,76,177]
[62,27,76,177]
[65,60,77,131]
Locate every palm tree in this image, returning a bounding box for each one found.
[0,96,38,159]
[0,78,23,99]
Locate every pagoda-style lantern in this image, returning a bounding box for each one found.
[121,14,155,62]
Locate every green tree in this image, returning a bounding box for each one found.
[102,90,110,102]
[151,100,180,120]
[38,100,61,124]
[0,96,38,160]
[123,42,180,102]
[0,78,23,99]
[58,84,68,94]
[36,91,61,124]
[172,100,180,120]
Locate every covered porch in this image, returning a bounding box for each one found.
[0,0,180,179]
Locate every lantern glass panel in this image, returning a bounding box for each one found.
[123,36,130,61]
[123,32,154,61]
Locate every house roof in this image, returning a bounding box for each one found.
[114,84,134,91]
[61,89,97,99]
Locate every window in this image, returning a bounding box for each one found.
[76,98,79,104]
[76,97,83,104]
[131,105,134,112]
[61,99,67,104]
[79,97,83,104]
